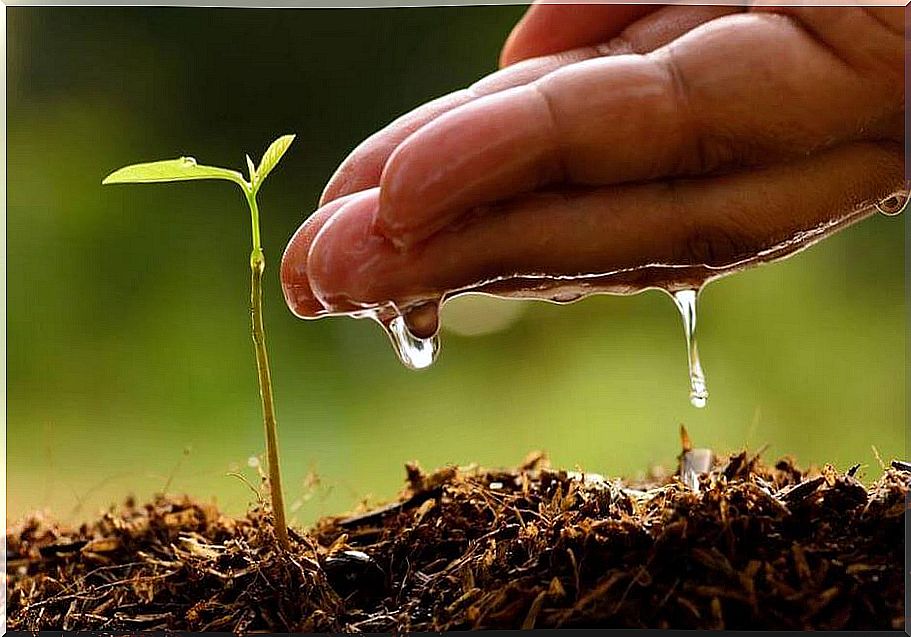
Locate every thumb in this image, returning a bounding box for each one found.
[499,3,660,67]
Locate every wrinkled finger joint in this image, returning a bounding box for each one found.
[650,51,727,177]
[530,83,571,186]
[675,215,758,269]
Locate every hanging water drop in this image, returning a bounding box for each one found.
[376,312,440,370]
[180,156,197,166]
[403,300,441,339]
[671,289,708,409]
[875,189,909,216]
[551,291,583,304]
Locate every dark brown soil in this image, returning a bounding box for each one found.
[7,441,908,632]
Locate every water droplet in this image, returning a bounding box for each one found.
[551,291,583,304]
[376,312,440,370]
[180,156,197,166]
[875,189,909,217]
[317,178,895,402]
[402,300,441,339]
[681,448,713,492]
[671,289,708,409]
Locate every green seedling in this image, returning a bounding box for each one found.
[103,135,296,550]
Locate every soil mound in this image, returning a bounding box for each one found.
[7,449,908,631]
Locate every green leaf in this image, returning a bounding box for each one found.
[254,134,295,188]
[102,157,246,189]
[245,154,256,182]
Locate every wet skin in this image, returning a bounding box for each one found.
[281,6,905,333]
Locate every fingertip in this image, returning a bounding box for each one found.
[319,154,374,208]
[499,6,535,68]
[499,2,556,68]
[319,134,392,207]
[308,188,390,311]
[280,194,363,319]
[375,85,558,249]
[374,133,438,249]
[500,4,660,67]
[318,175,344,209]
[281,218,330,319]
[375,150,422,249]
[320,91,478,208]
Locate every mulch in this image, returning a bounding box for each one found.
[7,437,908,631]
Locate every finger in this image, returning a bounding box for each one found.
[376,11,902,247]
[498,3,661,67]
[753,7,905,79]
[280,191,366,318]
[307,142,902,310]
[320,5,743,207]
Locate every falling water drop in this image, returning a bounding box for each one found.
[875,189,909,217]
[671,289,708,409]
[375,312,440,370]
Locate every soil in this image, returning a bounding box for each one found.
[7,438,908,632]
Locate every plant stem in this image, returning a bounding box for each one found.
[247,191,290,550]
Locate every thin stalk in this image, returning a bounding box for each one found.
[247,190,290,550]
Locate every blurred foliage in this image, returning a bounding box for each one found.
[7,6,905,526]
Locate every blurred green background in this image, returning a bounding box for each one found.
[7,6,905,527]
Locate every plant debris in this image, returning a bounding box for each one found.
[7,447,908,631]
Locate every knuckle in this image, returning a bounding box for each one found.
[652,52,731,176]
[691,132,743,175]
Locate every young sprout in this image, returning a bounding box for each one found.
[102,135,296,550]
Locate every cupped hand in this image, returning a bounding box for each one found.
[281,5,905,330]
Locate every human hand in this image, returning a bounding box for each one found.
[282,5,905,335]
